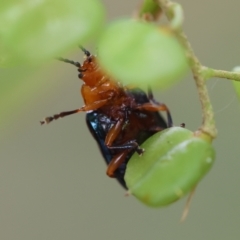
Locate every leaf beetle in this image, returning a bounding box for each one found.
[41,47,173,189]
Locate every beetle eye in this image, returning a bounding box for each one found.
[78,73,83,78]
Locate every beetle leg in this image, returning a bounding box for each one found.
[147,87,154,100]
[105,119,124,146]
[81,99,109,111]
[141,102,172,128]
[136,102,170,112]
[107,140,144,155]
[106,138,145,178]
[106,150,131,178]
[105,119,144,154]
[147,87,173,127]
[41,99,109,125]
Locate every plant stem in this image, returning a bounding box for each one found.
[173,31,217,138]
[140,0,217,139]
[202,67,240,81]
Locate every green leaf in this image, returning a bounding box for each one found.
[97,19,188,89]
[0,0,105,66]
[125,127,215,207]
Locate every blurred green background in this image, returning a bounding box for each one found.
[1,0,240,239]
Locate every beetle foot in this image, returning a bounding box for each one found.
[40,116,54,125]
[180,123,186,128]
[40,114,61,125]
[136,147,145,155]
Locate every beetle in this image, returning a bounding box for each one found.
[41,47,173,189]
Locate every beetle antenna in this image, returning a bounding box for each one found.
[56,57,81,68]
[79,46,91,57]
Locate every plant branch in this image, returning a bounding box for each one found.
[139,0,217,139]
[202,67,240,81]
[173,30,217,139]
